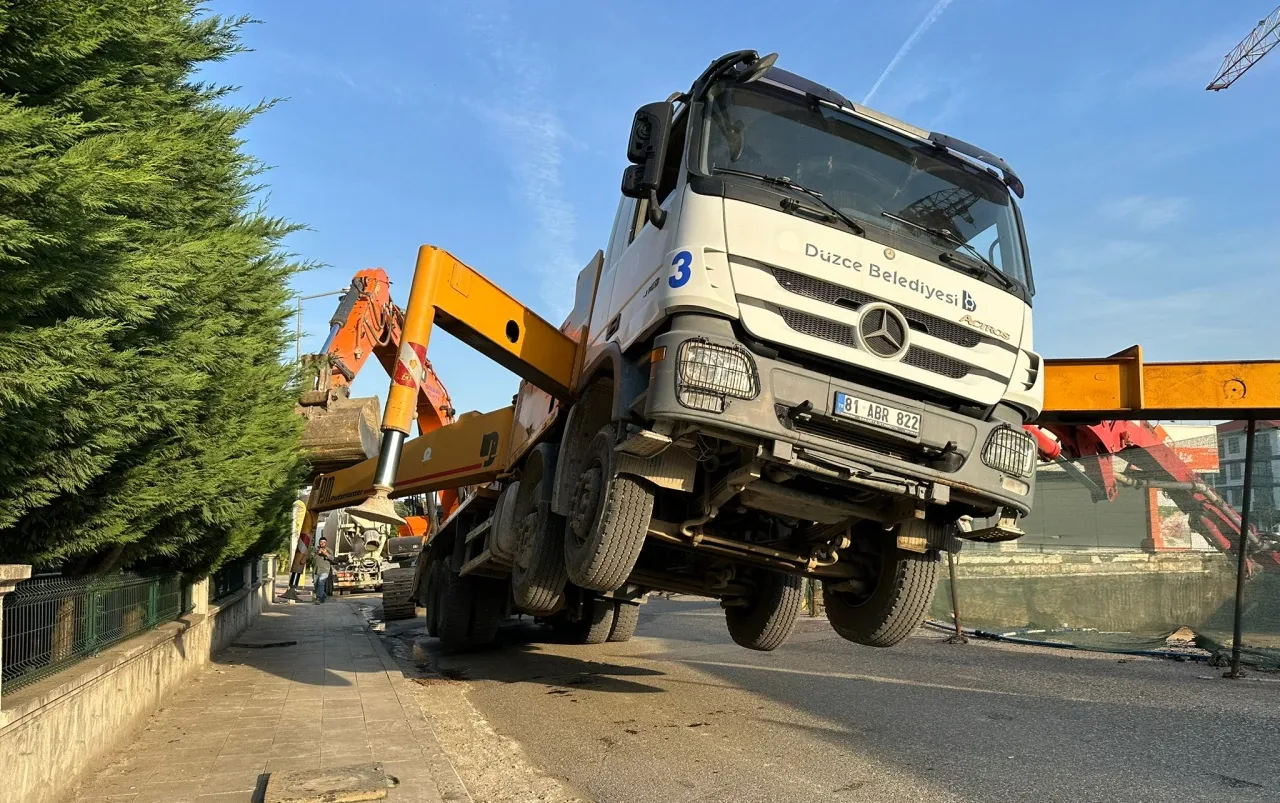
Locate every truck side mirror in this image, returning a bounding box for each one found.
[620,101,674,228]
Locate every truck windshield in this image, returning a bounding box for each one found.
[701,85,1031,289]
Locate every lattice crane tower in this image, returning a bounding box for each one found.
[1207,5,1280,90]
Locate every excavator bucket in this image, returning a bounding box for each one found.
[297,395,382,476]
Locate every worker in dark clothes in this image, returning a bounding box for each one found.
[311,536,333,603]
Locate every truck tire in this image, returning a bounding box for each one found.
[563,426,653,592]
[724,570,802,651]
[468,576,506,646]
[566,598,616,645]
[436,570,503,647]
[436,569,474,645]
[607,601,641,643]
[381,567,417,621]
[824,533,941,648]
[424,560,445,638]
[510,466,568,615]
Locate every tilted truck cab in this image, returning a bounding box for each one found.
[340,50,1050,652]
[588,62,1044,508]
[549,50,1045,649]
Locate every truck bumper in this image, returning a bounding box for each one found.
[645,315,1034,516]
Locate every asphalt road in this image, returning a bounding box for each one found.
[390,596,1280,803]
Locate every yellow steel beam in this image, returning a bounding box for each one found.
[382,246,577,436]
[1039,345,1280,422]
[350,246,582,526]
[428,246,578,401]
[308,406,514,515]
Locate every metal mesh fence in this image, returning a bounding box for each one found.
[209,561,247,603]
[2,573,184,694]
[929,423,1280,669]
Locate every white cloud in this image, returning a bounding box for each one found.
[1031,230,1279,362]
[1125,36,1240,92]
[264,49,359,90]
[862,0,956,106]
[464,8,579,320]
[1097,195,1189,232]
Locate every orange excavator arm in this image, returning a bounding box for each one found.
[310,267,455,430]
[316,268,397,392]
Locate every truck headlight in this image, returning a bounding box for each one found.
[675,340,758,413]
[981,426,1037,478]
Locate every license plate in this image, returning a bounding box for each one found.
[832,392,921,436]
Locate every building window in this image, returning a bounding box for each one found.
[1229,462,1243,481]
[1227,437,1240,455]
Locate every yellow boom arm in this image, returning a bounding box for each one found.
[348,246,583,525]
[308,406,515,515]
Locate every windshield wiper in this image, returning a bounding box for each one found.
[879,211,1014,290]
[713,167,866,235]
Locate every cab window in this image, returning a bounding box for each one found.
[603,197,638,267]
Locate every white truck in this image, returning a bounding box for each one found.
[335,49,1044,652]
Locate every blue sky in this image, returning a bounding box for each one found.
[203,1,1280,417]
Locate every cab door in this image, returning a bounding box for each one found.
[584,196,640,369]
[606,193,679,349]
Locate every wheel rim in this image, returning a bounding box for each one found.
[569,462,602,548]
[514,512,537,572]
[832,546,884,608]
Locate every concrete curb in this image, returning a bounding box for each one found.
[359,610,474,803]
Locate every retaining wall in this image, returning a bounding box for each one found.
[0,566,275,803]
[932,550,1238,635]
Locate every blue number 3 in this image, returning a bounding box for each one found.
[668,250,693,288]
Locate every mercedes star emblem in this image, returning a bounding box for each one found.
[858,304,909,358]
[864,310,902,349]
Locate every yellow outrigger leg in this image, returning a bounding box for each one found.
[350,246,578,525]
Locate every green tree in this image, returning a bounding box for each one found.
[0,0,307,574]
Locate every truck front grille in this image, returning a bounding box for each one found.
[776,308,970,379]
[902,348,969,379]
[779,308,857,347]
[769,266,981,348]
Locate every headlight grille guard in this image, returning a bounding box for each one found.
[674,339,760,413]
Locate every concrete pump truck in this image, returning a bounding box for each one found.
[312,50,1047,651]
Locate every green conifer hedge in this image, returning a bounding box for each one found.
[0,1,307,574]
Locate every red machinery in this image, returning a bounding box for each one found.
[1026,421,1278,569]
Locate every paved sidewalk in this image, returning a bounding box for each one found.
[64,592,468,803]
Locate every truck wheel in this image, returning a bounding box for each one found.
[436,568,473,645]
[724,569,802,651]
[824,527,941,648]
[468,577,506,646]
[424,560,445,638]
[563,426,653,592]
[567,598,616,644]
[510,466,568,615]
[436,569,503,647]
[490,481,521,562]
[607,601,641,643]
